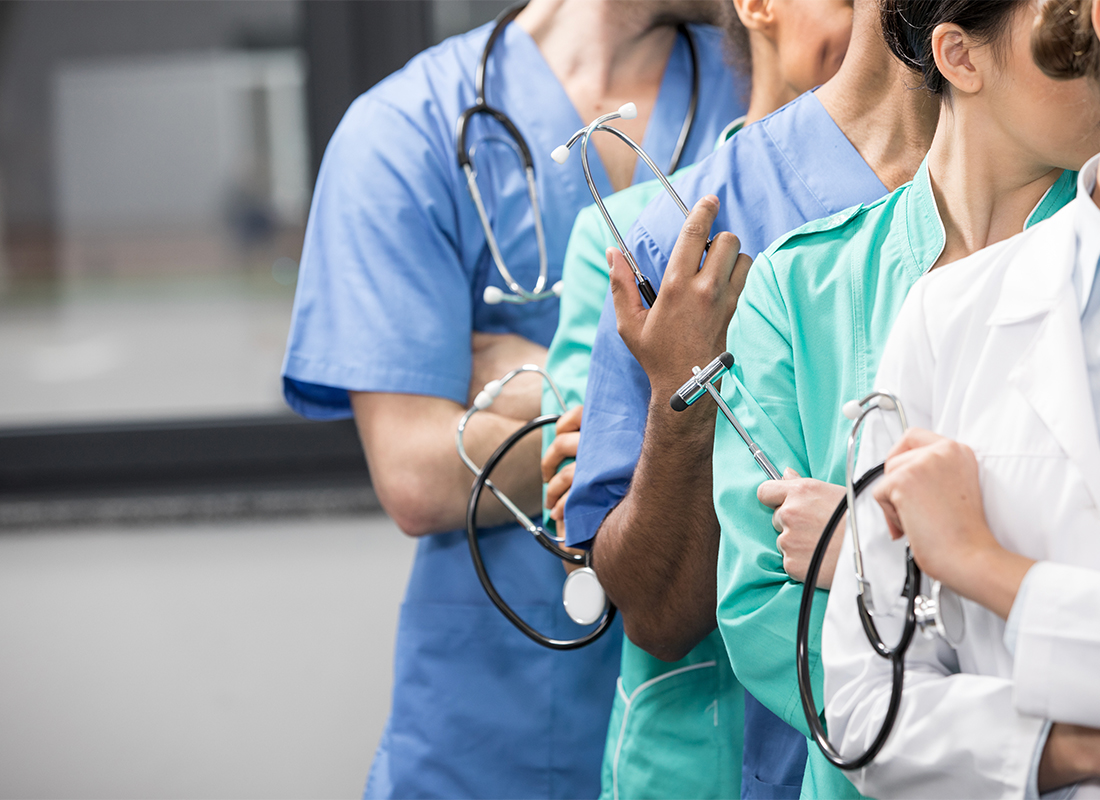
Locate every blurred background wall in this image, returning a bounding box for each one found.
[0,2,510,798]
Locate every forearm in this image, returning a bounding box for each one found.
[352,391,542,536]
[944,540,1034,621]
[591,395,719,661]
[1039,723,1100,792]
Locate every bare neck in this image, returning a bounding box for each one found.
[927,104,1063,269]
[743,31,800,126]
[516,0,682,191]
[516,0,678,96]
[815,6,938,191]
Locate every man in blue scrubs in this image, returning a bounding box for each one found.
[281,1,746,797]
[564,1,937,796]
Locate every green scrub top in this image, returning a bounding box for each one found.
[711,159,1077,799]
[542,127,744,800]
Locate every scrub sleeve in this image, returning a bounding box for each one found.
[281,19,747,800]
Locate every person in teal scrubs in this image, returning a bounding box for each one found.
[539,1,869,796]
[711,0,1088,795]
[560,0,941,796]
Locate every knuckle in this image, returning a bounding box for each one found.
[681,220,709,240]
[713,231,740,251]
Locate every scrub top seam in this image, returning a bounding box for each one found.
[851,245,869,398]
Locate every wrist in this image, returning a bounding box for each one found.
[647,391,717,443]
[952,535,1033,620]
[1041,724,1100,790]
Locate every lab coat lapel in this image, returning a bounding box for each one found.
[991,208,1100,508]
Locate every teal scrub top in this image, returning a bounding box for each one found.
[543,158,744,800]
[543,125,747,800]
[563,88,899,799]
[711,160,1077,799]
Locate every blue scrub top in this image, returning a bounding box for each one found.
[281,18,745,800]
[563,91,889,799]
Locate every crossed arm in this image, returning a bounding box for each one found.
[352,331,547,537]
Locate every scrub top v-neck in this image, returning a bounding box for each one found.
[280,16,746,800]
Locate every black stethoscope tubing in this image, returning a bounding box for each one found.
[796,462,921,770]
[466,413,617,651]
[456,2,701,177]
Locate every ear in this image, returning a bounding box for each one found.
[931,21,982,95]
[733,0,776,34]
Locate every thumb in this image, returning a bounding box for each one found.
[607,247,646,343]
[783,467,801,480]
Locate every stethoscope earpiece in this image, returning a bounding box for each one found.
[555,104,700,308]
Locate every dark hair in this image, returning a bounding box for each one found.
[1032,0,1100,81]
[720,2,753,88]
[881,0,1028,94]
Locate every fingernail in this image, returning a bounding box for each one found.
[606,248,615,271]
[701,194,719,208]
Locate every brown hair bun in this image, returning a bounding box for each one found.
[1032,0,1100,81]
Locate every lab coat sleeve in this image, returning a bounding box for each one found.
[713,252,822,735]
[282,94,474,417]
[822,281,1046,798]
[1013,560,1100,727]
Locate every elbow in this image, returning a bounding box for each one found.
[372,471,452,537]
[621,613,703,663]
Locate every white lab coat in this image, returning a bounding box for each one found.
[823,200,1100,798]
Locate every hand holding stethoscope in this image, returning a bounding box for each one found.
[796,393,966,770]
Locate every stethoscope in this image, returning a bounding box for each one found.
[552,96,706,308]
[457,1,701,307]
[456,365,617,650]
[796,392,966,770]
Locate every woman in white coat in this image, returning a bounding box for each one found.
[822,0,1100,796]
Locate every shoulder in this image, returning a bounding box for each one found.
[762,187,900,258]
[753,184,910,300]
[367,24,486,108]
[607,174,676,219]
[329,25,488,153]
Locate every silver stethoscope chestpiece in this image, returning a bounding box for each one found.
[914,580,966,647]
[562,567,607,626]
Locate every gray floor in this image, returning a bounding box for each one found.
[0,512,416,800]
